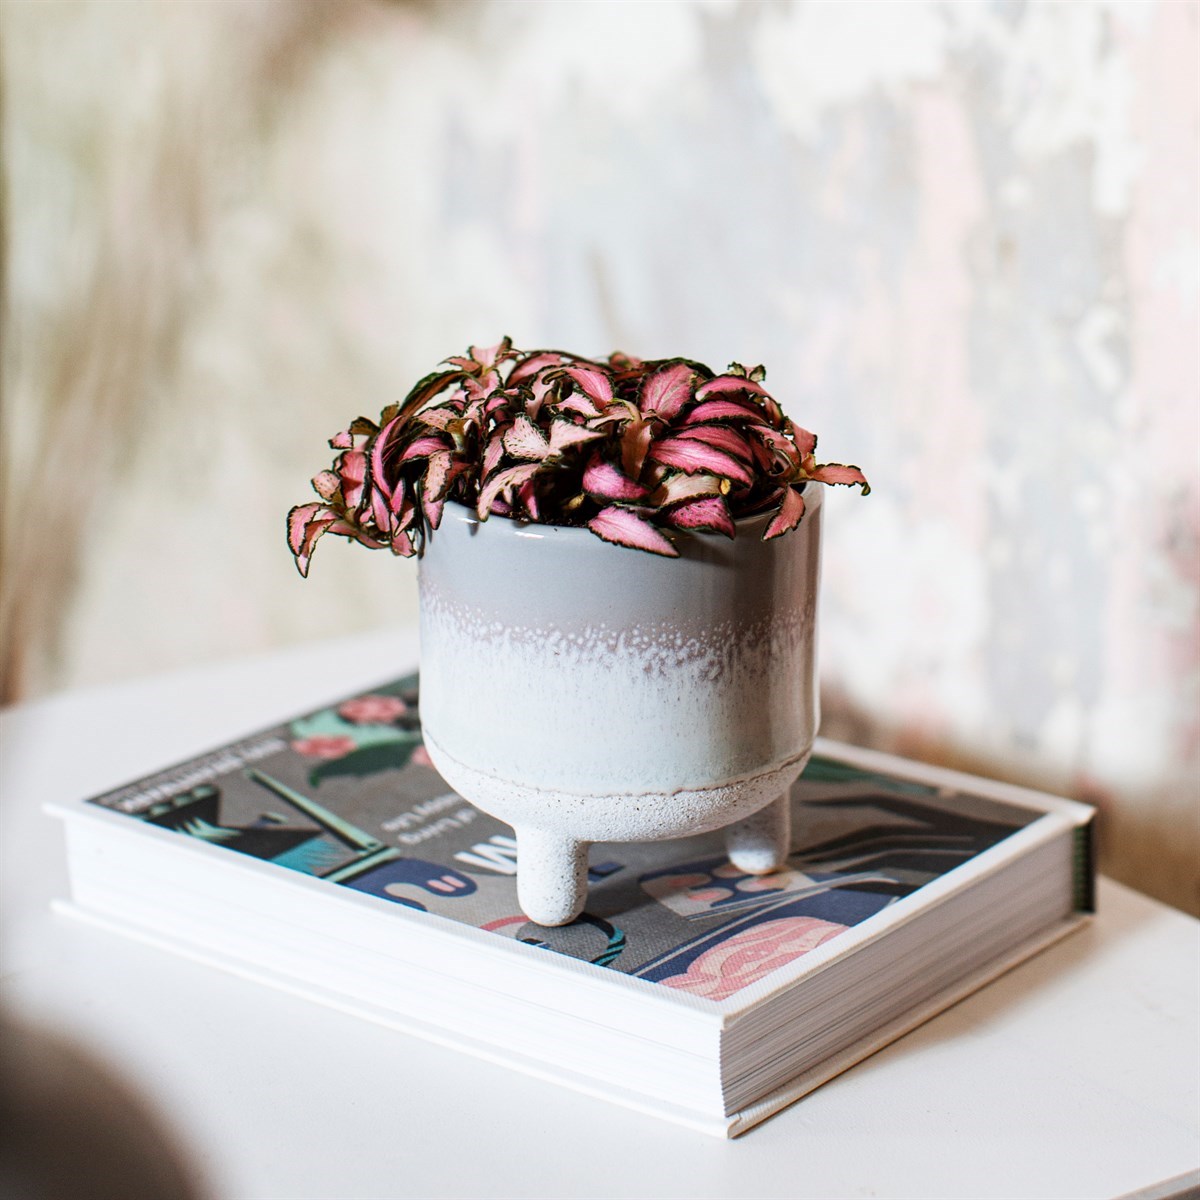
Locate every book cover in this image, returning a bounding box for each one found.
[81,673,1081,1006]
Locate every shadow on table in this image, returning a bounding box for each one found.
[0,1006,207,1200]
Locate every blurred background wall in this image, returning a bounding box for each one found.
[2,0,1196,914]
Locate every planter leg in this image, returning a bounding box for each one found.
[726,793,791,875]
[516,828,588,927]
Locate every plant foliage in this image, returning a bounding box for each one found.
[288,340,868,574]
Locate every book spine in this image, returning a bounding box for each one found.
[1073,817,1096,913]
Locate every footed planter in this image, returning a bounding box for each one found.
[288,344,867,924]
[418,487,823,927]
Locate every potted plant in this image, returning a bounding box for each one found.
[289,340,868,925]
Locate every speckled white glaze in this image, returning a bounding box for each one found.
[422,729,809,843]
[417,490,823,924]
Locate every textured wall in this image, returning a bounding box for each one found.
[3,0,1197,912]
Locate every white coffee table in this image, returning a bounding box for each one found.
[2,630,1197,1199]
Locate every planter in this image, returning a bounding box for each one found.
[417,486,824,926]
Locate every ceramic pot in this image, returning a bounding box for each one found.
[417,486,823,926]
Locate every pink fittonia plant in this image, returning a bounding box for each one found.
[287,339,868,574]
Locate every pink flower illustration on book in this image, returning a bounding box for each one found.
[338,695,409,724]
[659,917,846,1001]
[291,735,357,760]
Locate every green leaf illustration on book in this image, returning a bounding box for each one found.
[307,735,423,785]
[288,702,424,786]
[801,756,936,797]
[290,709,411,748]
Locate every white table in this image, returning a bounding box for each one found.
[2,630,1198,1200]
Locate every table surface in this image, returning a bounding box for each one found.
[2,629,1198,1200]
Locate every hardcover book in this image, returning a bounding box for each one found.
[50,673,1095,1137]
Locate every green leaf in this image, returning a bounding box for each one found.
[290,709,408,748]
[802,756,935,796]
[378,673,419,699]
[308,735,423,785]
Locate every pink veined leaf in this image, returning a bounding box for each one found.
[389,530,415,557]
[391,485,417,525]
[485,390,514,419]
[369,416,405,502]
[748,434,775,474]
[339,450,367,509]
[503,416,552,461]
[788,420,817,456]
[370,486,392,534]
[476,462,542,519]
[695,375,770,401]
[681,398,771,426]
[459,396,488,432]
[587,506,679,557]
[556,392,603,418]
[584,407,628,429]
[666,496,735,538]
[527,372,558,415]
[482,434,505,477]
[639,362,695,420]
[470,337,514,368]
[621,419,653,479]
[523,390,545,424]
[311,470,341,501]
[288,503,328,558]
[329,430,354,450]
[463,370,502,402]
[548,420,604,454]
[648,438,755,487]
[557,365,614,407]
[287,505,367,577]
[508,351,568,385]
[608,350,644,372]
[806,462,871,493]
[345,524,386,550]
[516,478,540,521]
[416,404,464,432]
[397,369,465,419]
[673,424,754,462]
[399,435,450,463]
[423,450,454,503]
[446,336,513,374]
[422,493,445,530]
[753,425,803,470]
[756,485,788,511]
[388,477,409,518]
[647,471,726,508]
[582,457,649,502]
[763,486,806,540]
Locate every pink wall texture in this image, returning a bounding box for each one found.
[3,0,1197,912]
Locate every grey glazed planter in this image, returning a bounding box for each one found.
[417,487,823,926]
